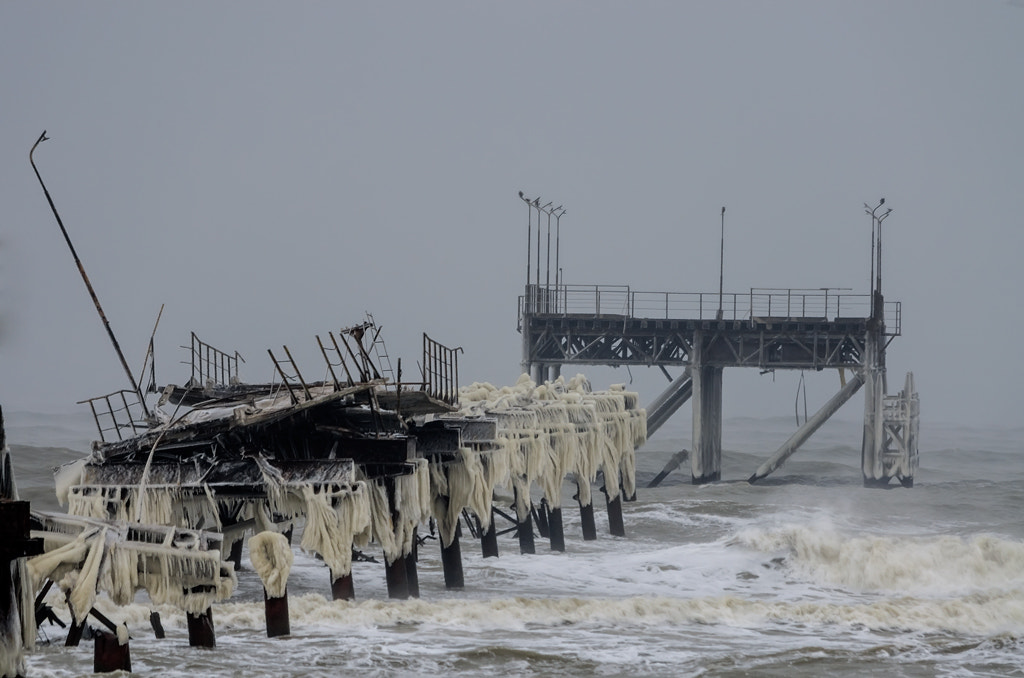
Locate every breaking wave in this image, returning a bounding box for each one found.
[75,588,1024,639]
[732,521,1024,595]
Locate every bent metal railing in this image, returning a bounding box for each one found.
[183,332,245,388]
[422,333,462,406]
[521,284,901,336]
[79,390,149,443]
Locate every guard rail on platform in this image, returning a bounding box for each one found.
[520,284,901,336]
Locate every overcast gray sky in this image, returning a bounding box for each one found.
[2,2,1022,430]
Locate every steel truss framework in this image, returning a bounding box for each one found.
[522,316,872,371]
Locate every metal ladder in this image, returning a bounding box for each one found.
[365,312,395,383]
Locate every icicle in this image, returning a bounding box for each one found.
[54,458,88,507]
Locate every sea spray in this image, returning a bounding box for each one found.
[733,522,1024,595]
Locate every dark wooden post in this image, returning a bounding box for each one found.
[547,506,565,552]
[405,529,420,599]
[601,481,626,537]
[514,487,535,555]
[264,590,290,638]
[578,498,597,541]
[187,608,216,648]
[440,519,465,590]
[330,571,355,601]
[93,630,131,673]
[533,499,550,538]
[383,477,410,600]
[480,510,499,559]
[64,605,86,647]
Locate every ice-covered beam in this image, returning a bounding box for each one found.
[748,371,865,483]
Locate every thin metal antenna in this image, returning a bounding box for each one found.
[30,131,150,417]
[717,206,725,320]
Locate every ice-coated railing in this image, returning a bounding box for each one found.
[521,284,900,336]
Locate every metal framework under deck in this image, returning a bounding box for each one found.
[519,284,915,487]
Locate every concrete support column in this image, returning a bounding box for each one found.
[547,364,561,382]
[691,338,723,484]
[861,331,888,487]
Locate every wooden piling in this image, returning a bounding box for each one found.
[383,476,411,599]
[385,555,411,599]
[578,498,597,541]
[481,511,499,559]
[1,499,44,678]
[405,531,420,598]
[547,506,565,552]
[604,489,625,537]
[514,488,536,555]
[330,572,355,601]
[534,499,550,538]
[149,611,165,639]
[186,608,216,648]
[227,537,244,572]
[263,590,290,638]
[64,593,85,647]
[440,529,465,589]
[93,630,131,673]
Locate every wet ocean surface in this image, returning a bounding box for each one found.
[5,408,1024,677]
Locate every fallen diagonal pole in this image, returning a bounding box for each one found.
[749,370,865,483]
[30,131,149,417]
[647,449,688,488]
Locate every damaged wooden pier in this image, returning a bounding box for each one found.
[15,135,651,674]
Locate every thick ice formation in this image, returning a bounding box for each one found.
[248,531,293,599]
[429,446,511,547]
[27,518,235,621]
[455,374,646,514]
[363,459,432,564]
[298,483,371,581]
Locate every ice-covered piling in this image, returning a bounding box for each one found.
[0,501,41,678]
[248,531,292,638]
[454,374,646,547]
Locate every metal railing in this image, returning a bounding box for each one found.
[79,390,149,443]
[183,332,245,388]
[521,284,901,335]
[422,333,462,406]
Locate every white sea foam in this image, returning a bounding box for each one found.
[53,589,1024,639]
[733,521,1024,595]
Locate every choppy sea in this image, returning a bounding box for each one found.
[4,407,1023,677]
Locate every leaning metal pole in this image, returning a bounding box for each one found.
[30,131,150,417]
